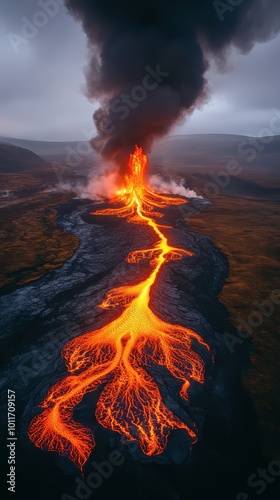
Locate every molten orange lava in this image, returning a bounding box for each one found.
[28,146,210,471]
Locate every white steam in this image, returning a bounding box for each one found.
[148,175,202,199]
[75,172,119,200]
[46,172,119,201]
[46,172,202,201]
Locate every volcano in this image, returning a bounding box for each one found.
[0,142,262,499]
[28,146,211,471]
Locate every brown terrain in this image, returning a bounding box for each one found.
[0,134,279,461]
[152,134,280,458]
[0,142,82,291]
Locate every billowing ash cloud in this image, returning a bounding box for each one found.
[65,0,280,171]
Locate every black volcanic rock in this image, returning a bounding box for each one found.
[0,201,264,500]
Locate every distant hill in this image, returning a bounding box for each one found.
[151,133,280,171]
[0,136,97,159]
[0,133,279,172]
[0,143,49,173]
[0,136,99,173]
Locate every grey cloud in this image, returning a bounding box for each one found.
[0,0,279,142]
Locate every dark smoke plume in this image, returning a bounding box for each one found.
[65,0,280,170]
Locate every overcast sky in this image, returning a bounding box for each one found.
[0,0,279,141]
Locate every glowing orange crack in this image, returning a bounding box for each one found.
[28,146,210,471]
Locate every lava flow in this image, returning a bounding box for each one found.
[28,146,211,471]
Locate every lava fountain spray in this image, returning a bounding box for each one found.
[28,0,280,471]
[28,147,211,470]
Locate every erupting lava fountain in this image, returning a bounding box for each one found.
[28,146,211,471]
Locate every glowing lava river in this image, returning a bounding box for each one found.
[28,146,211,471]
